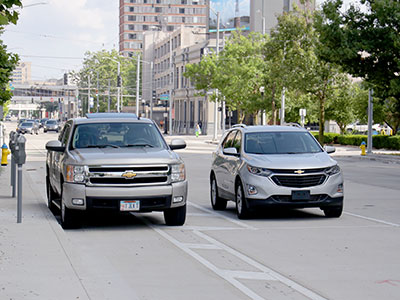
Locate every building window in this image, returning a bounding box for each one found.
[128,15,136,21]
[128,33,137,39]
[181,0,187,4]
[128,24,134,30]
[129,7,134,12]
[179,8,185,14]
[143,25,149,30]
[167,25,174,32]
[156,0,161,3]
[155,7,162,13]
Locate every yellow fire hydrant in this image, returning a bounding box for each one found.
[1,143,11,166]
[360,141,366,156]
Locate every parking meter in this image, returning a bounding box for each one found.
[15,134,26,165]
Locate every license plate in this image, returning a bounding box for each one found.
[291,190,310,201]
[120,200,140,211]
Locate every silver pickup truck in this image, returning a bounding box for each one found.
[46,113,187,229]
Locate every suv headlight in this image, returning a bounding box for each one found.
[325,165,341,176]
[247,165,272,177]
[66,165,87,183]
[171,163,185,182]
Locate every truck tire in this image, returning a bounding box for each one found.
[46,176,58,215]
[60,188,82,229]
[164,204,186,226]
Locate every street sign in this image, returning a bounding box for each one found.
[159,94,169,101]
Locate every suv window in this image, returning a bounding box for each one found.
[244,131,322,154]
[232,131,242,152]
[222,130,237,149]
[70,122,166,149]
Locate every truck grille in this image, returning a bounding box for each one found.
[87,165,169,186]
[271,174,326,188]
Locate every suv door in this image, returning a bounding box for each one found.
[215,130,239,197]
[225,131,242,193]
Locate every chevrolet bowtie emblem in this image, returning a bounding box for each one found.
[122,171,137,179]
[294,170,305,174]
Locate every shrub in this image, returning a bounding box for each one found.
[311,132,339,144]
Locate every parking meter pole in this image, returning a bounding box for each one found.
[11,156,16,197]
[17,164,22,223]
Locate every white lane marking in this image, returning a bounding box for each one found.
[344,212,400,227]
[182,243,221,250]
[193,230,328,300]
[141,218,267,300]
[189,202,257,230]
[165,226,248,231]
[187,212,215,217]
[222,270,275,281]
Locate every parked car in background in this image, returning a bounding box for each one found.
[17,121,39,135]
[40,118,48,128]
[44,119,60,132]
[5,115,11,121]
[210,124,344,219]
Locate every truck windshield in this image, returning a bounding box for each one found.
[71,122,166,149]
[244,132,323,154]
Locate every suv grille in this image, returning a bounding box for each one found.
[272,174,326,188]
[87,165,169,186]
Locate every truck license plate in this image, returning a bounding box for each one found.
[120,200,140,211]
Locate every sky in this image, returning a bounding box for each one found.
[2,0,119,81]
[2,0,355,82]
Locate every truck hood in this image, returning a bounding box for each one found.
[244,152,337,169]
[68,147,182,165]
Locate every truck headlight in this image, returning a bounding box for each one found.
[246,165,272,177]
[66,165,87,183]
[171,163,185,182]
[325,165,341,176]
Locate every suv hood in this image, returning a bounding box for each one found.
[244,152,337,169]
[69,147,181,165]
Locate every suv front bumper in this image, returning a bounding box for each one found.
[62,181,188,212]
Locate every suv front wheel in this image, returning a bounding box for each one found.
[323,205,343,218]
[235,181,250,219]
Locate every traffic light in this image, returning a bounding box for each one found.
[117,75,122,87]
[63,73,68,85]
[152,90,156,100]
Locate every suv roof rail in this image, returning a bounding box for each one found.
[85,113,138,119]
[232,124,246,128]
[283,122,302,128]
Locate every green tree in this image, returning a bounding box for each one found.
[317,0,400,134]
[0,0,22,25]
[71,50,137,114]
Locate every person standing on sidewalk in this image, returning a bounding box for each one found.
[195,123,201,138]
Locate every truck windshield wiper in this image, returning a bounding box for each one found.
[86,144,120,148]
[123,143,154,148]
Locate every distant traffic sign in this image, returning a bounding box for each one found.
[159,93,169,101]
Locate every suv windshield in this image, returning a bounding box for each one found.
[71,122,165,149]
[244,131,322,154]
[46,120,57,125]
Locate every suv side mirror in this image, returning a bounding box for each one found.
[46,140,65,152]
[169,139,186,150]
[223,147,239,156]
[324,146,336,154]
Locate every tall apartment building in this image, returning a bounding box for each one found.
[11,62,31,84]
[250,0,315,34]
[119,0,209,57]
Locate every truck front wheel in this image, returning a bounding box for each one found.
[164,204,186,226]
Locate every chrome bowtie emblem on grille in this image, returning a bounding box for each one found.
[122,171,137,179]
[294,170,305,174]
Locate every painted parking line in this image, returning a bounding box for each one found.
[139,216,328,300]
[344,211,400,227]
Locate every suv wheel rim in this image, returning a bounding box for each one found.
[237,185,242,214]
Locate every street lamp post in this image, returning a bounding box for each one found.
[213,11,220,141]
[259,86,265,125]
[136,54,141,116]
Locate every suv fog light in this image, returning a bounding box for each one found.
[247,185,258,195]
[173,196,184,203]
[72,198,84,206]
[337,184,343,193]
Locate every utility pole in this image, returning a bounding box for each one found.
[136,53,141,116]
[117,61,121,113]
[213,11,220,141]
[88,74,91,114]
[367,89,373,154]
[169,35,173,135]
[108,79,111,113]
[96,71,99,113]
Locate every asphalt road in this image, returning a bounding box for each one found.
[3,123,400,300]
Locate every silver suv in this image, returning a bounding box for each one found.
[210,125,344,219]
[46,113,188,228]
